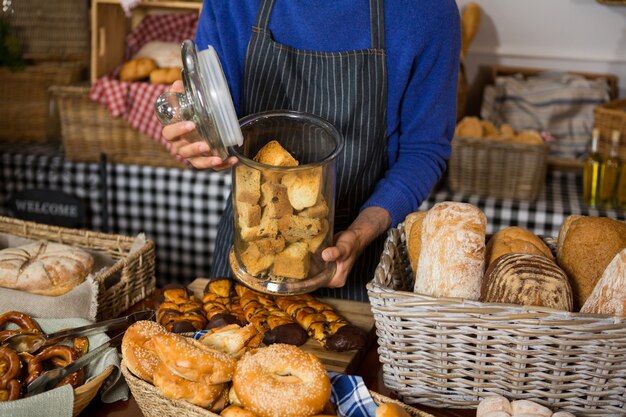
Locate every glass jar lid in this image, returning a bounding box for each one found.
[156,40,243,160]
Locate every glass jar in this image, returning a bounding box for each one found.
[229,110,343,295]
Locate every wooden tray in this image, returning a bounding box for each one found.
[188,278,376,374]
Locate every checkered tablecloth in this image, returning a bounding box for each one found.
[1,149,625,285]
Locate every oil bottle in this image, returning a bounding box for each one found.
[583,128,603,208]
[598,130,621,208]
[616,133,626,210]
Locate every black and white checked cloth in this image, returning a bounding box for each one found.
[2,149,625,285]
[421,171,626,236]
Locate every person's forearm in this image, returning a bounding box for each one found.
[348,206,392,253]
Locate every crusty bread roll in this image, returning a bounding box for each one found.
[0,241,94,296]
[149,67,182,84]
[510,400,552,416]
[556,215,626,309]
[404,211,427,273]
[375,402,411,417]
[119,57,158,82]
[414,202,486,300]
[485,226,553,267]
[253,140,299,167]
[481,253,573,311]
[477,395,512,417]
[552,412,575,417]
[581,248,626,316]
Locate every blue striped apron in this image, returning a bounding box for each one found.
[211,0,388,301]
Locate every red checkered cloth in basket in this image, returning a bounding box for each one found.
[90,13,199,145]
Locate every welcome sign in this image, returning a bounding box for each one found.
[7,189,86,228]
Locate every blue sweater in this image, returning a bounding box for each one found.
[196,0,460,227]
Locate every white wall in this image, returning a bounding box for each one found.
[457,0,626,99]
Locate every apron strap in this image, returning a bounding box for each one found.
[254,0,385,50]
[370,0,385,50]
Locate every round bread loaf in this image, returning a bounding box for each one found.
[404,211,427,273]
[485,226,553,267]
[556,215,626,309]
[481,253,573,311]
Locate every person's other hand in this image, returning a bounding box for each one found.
[321,206,392,289]
[161,80,238,170]
[321,230,362,288]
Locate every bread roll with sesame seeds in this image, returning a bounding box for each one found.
[121,320,169,383]
[233,344,331,417]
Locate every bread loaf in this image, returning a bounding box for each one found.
[510,400,552,416]
[556,215,626,309]
[404,211,427,273]
[476,395,511,417]
[149,67,182,84]
[481,253,573,311]
[580,248,626,316]
[414,202,486,300]
[485,226,553,267]
[0,241,93,296]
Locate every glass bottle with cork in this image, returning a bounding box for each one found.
[598,130,621,208]
[583,128,603,208]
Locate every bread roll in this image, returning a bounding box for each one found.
[477,395,512,417]
[552,412,575,417]
[0,241,93,296]
[481,253,573,311]
[149,67,182,84]
[404,211,427,272]
[119,57,157,81]
[510,400,552,417]
[414,202,486,300]
[485,226,553,267]
[581,248,626,316]
[557,215,626,309]
[375,403,411,417]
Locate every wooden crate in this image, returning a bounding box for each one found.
[91,0,202,82]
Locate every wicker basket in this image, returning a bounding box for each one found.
[6,0,89,64]
[0,215,156,321]
[594,99,626,159]
[0,63,84,142]
[73,365,115,417]
[448,136,549,200]
[51,85,187,169]
[121,360,434,417]
[367,224,626,415]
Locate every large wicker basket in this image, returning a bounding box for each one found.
[0,63,84,142]
[52,85,186,169]
[448,136,549,200]
[121,360,433,417]
[594,99,626,159]
[367,223,626,416]
[0,216,156,320]
[6,0,89,64]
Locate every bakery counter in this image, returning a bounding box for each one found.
[80,288,475,417]
[1,147,625,287]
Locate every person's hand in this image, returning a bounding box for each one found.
[321,206,392,289]
[161,80,238,170]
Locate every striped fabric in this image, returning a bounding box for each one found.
[481,72,611,160]
[211,0,388,301]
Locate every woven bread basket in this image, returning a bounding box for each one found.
[0,215,156,321]
[367,223,626,415]
[121,359,434,417]
[72,365,115,417]
[448,136,548,201]
[594,99,626,160]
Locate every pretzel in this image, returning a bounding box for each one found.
[235,285,307,346]
[274,294,368,351]
[0,311,42,343]
[156,284,207,333]
[26,345,84,388]
[0,346,22,401]
[201,278,245,329]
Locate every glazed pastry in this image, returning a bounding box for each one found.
[156,284,206,333]
[274,294,368,351]
[201,278,245,329]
